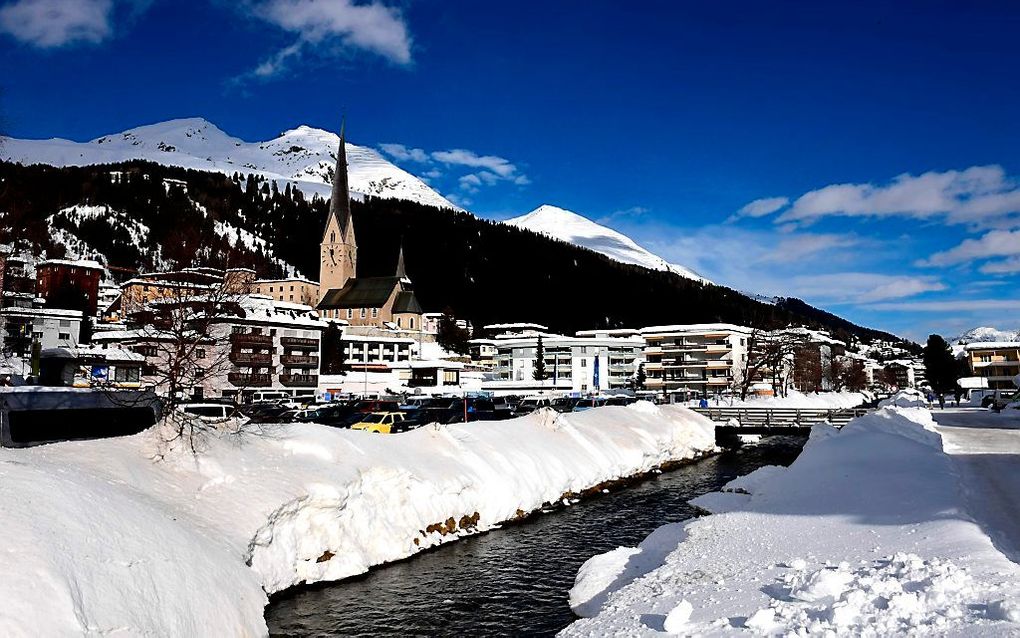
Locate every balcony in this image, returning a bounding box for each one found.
[280,373,318,387]
[230,351,272,365]
[230,333,272,347]
[228,372,272,387]
[706,344,731,353]
[280,336,319,349]
[706,360,730,369]
[281,354,319,367]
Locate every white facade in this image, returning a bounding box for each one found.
[484,330,643,394]
[640,323,752,398]
[341,334,415,370]
[0,307,82,355]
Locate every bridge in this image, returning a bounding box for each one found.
[690,406,872,446]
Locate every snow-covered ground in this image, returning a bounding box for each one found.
[565,399,1020,636]
[0,403,716,635]
[694,390,869,410]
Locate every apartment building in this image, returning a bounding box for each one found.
[113,267,256,318]
[640,323,752,399]
[341,334,415,371]
[255,277,319,307]
[95,295,325,401]
[964,342,1020,391]
[483,328,643,394]
[0,306,83,357]
[35,259,104,315]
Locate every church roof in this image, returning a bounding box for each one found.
[317,276,420,311]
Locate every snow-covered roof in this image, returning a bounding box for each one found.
[41,346,144,362]
[964,341,1020,350]
[38,258,105,270]
[0,306,83,319]
[484,322,549,331]
[256,276,319,286]
[575,328,640,337]
[640,323,752,335]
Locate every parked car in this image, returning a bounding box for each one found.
[399,397,431,411]
[351,411,410,434]
[551,397,579,413]
[515,397,552,415]
[178,403,245,423]
[467,398,515,421]
[572,397,607,412]
[353,399,401,414]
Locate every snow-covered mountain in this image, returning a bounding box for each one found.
[1,118,459,211]
[505,204,710,283]
[951,326,1020,344]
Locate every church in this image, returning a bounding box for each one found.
[316,123,424,331]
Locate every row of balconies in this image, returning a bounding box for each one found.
[228,351,319,367]
[226,372,318,387]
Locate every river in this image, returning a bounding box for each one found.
[266,436,804,637]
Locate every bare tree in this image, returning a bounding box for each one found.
[108,275,257,452]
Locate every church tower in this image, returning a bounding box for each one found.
[319,120,358,300]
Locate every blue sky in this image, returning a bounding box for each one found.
[2,0,1019,341]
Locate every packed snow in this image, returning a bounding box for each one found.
[1,117,459,211]
[505,205,710,283]
[564,398,1020,636]
[0,402,716,635]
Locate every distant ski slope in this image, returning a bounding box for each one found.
[505,204,710,283]
[1,117,459,211]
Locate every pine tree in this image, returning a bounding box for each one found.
[320,322,347,375]
[634,362,647,390]
[437,309,471,355]
[922,334,958,395]
[533,335,546,381]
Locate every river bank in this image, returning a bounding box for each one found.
[266,437,806,636]
[0,402,717,636]
[564,402,1020,636]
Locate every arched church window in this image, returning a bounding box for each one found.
[330,231,335,243]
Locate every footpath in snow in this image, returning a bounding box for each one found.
[565,398,1020,636]
[0,402,716,636]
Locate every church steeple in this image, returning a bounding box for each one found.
[319,119,358,300]
[324,117,352,241]
[395,239,409,282]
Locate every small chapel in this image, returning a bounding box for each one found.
[316,123,424,330]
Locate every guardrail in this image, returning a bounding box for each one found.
[691,406,870,428]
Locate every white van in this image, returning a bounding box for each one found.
[178,403,240,422]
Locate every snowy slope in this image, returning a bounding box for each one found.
[1,118,459,211]
[505,205,710,283]
[952,326,1020,344]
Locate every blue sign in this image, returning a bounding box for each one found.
[322,391,333,402]
[593,356,600,391]
[91,365,109,381]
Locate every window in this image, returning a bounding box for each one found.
[59,320,71,328]
[360,308,366,318]
[269,286,273,292]
[581,359,587,367]
[347,309,353,319]
[371,308,378,318]
[409,318,414,329]
[396,318,402,328]
[289,295,294,301]
[114,367,141,382]
[290,285,294,291]
[58,332,70,340]
[32,331,43,340]
[196,349,206,359]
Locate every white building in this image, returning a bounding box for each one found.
[640,323,752,399]
[482,328,643,395]
[0,306,83,356]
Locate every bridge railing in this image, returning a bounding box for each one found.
[691,406,870,428]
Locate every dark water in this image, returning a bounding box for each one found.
[266,438,804,637]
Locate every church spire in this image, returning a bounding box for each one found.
[325,117,351,240]
[395,238,409,282]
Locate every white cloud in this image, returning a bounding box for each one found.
[736,165,1020,229]
[0,0,113,47]
[378,143,429,163]
[866,299,1020,312]
[786,272,945,304]
[758,233,860,265]
[597,206,649,223]
[980,256,1020,274]
[458,173,481,193]
[728,196,789,221]
[919,229,1020,267]
[431,148,519,178]
[241,0,412,80]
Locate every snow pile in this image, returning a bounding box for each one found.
[0,402,715,635]
[879,388,930,408]
[564,406,1020,636]
[697,390,869,409]
[505,204,710,283]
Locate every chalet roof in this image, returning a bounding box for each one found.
[317,276,419,310]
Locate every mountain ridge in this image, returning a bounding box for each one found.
[1,117,459,211]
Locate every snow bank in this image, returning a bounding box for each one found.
[564,406,1020,636]
[879,387,930,408]
[0,402,716,636]
[696,390,869,410]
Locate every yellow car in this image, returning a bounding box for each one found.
[350,411,408,434]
